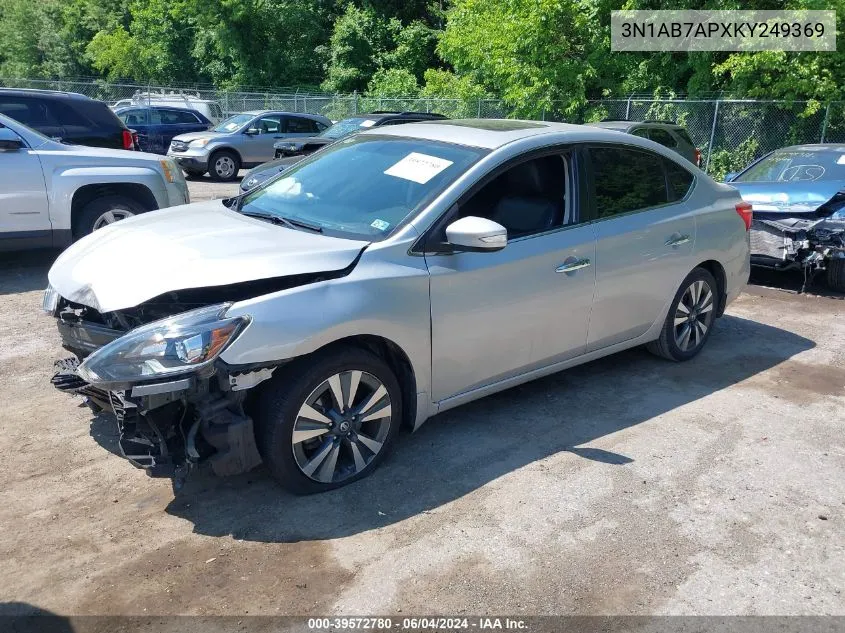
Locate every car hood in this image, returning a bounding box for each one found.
[172,131,225,143]
[48,200,369,312]
[731,180,844,215]
[274,136,331,149]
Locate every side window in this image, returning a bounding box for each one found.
[665,159,694,201]
[161,109,199,124]
[456,154,572,239]
[0,98,50,126]
[47,101,91,128]
[648,128,678,148]
[589,146,668,218]
[286,117,320,133]
[119,109,146,126]
[254,115,282,134]
[630,128,649,138]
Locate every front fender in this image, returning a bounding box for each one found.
[46,166,168,231]
[220,246,432,416]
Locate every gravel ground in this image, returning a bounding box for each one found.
[0,178,843,617]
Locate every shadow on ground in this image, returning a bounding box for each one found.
[0,249,59,295]
[151,314,814,543]
[749,266,845,300]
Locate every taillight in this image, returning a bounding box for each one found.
[122,129,134,150]
[735,201,753,231]
[694,148,702,167]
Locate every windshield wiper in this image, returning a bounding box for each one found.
[240,211,322,233]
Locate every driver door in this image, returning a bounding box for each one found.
[424,150,597,402]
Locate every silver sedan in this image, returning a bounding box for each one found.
[47,120,750,495]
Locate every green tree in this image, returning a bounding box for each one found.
[366,67,419,96]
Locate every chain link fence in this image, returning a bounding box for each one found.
[3,77,844,179]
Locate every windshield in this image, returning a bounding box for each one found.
[240,135,486,240]
[213,113,252,133]
[736,149,845,183]
[318,117,379,140]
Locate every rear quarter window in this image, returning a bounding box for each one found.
[674,128,694,145]
[665,159,695,201]
[71,98,126,130]
[648,128,678,148]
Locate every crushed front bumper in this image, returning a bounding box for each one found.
[51,316,265,490]
[750,216,845,274]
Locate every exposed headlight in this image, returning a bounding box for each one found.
[189,138,211,147]
[159,158,178,183]
[42,284,59,315]
[78,303,249,387]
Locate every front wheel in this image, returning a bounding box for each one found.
[647,267,718,361]
[208,150,240,181]
[254,346,403,494]
[73,195,147,239]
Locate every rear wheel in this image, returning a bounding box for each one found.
[209,150,240,181]
[73,195,147,239]
[255,346,402,494]
[826,257,845,292]
[647,267,718,361]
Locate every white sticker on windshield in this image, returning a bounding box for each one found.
[371,219,390,231]
[384,152,454,184]
[360,120,376,128]
[838,155,845,164]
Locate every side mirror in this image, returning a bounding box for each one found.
[724,172,738,183]
[244,128,259,136]
[445,216,507,252]
[0,127,24,152]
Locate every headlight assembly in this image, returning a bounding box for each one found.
[189,138,211,148]
[78,303,249,387]
[42,284,59,315]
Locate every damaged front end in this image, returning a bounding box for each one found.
[46,293,274,491]
[750,214,845,288]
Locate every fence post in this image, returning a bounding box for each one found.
[625,94,632,120]
[477,99,481,117]
[821,102,831,142]
[705,99,720,173]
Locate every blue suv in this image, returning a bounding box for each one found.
[114,106,211,154]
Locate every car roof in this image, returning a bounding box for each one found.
[241,110,330,120]
[777,143,845,153]
[115,105,203,113]
[589,120,684,131]
[360,119,637,150]
[0,87,92,101]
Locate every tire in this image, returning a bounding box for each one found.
[826,257,845,292]
[647,267,719,361]
[73,195,148,239]
[208,150,240,181]
[254,346,403,495]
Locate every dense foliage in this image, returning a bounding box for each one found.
[1,0,843,115]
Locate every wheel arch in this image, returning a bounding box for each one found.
[71,183,158,236]
[694,259,727,316]
[311,334,418,431]
[208,145,242,164]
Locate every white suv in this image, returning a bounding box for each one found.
[0,113,189,251]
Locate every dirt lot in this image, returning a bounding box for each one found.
[1,177,844,617]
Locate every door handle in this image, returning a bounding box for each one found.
[665,234,691,247]
[556,258,591,273]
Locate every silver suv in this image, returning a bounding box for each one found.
[46,119,750,495]
[167,110,332,181]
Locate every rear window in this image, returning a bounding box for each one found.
[160,109,199,124]
[735,149,845,183]
[68,98,125,130]
[648,128,678,148]
[286,117,320,133]
[674,128,694,145]
[590,146,669,218]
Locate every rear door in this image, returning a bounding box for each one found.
[584,145,697,352]
[282,116,322,139]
